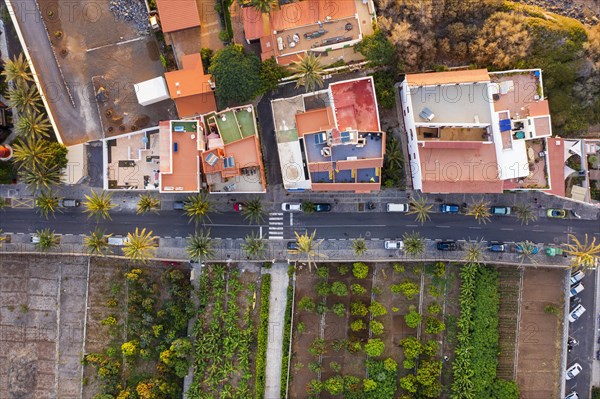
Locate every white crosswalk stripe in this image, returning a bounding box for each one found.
[268,213,286,239]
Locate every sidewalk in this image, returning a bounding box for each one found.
[263,263,290,399]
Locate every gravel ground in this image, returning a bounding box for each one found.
[515,0,599,25]
[109,0,150,33]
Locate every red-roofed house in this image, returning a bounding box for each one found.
[156,0,201,33]
[164,53,217,118]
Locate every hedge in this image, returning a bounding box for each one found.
[280,271,294,398]
[255,274,271,399]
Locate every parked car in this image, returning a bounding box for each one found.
[516,243,539,255]
[487,242,506,252]
[287,241,299,251]
[233,202,244,212]
[30,234,40,244]
[59,199,80,207]
[565,363,582,380]
[437,241,457,251]
[173,201,185,210]
[569,283,584,298]
[440,204,460,214]
[568,304,586,323]
[386,203,409,212]
[490,206,511,215]
[547,208,567,218]
[314,203,332,212]
[565,391,579,399]
[570,270,585,285]
[282,203,302,212]
[384,240,404,250]
[108,236,130,246]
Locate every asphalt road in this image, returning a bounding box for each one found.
[1,209,598,244]
[567,268,598,399]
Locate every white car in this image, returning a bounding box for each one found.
[569,283,584,298]
[30,234,40,244]
[570,270,585,285]
[568,304,586,323]
[565,363,582,380]
[384,240,404,250]
[565,391,579,399]
[281,203,302,212]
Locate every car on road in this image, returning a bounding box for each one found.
[547,208,567,218]
[384,240,404,250]
[314,203,332,212]
[516,243,539,255]
[569,283,584,297]
[108,236,130,246]
[286,241,299,251]
[487,242,506,252]
[233,202,244,212]
[59,199,80,207]
[565,391,579,399]
[570,270,585,285]
[173,201,185,210]
[282,203,302,212]
[386,203,409,212]
[490,206,511,215]
[565,363,582,380]
[440,204,460,214]
[437,241,458,251]
[30,234,40,244]
[568,304,586,323]
[568,337,578,353]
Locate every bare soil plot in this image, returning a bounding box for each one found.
[516,268,565,399]
[497,267,522,380]
[440,263,461,396]
[0,254,88,399]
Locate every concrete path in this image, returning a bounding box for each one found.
[264,263,289,399]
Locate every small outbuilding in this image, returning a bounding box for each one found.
[134,76,171,106]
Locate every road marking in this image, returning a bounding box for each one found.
[269,236,284,240]
[270,222,284,226]
[269,217,283,221]
[501,228,514,231]
[290,213,294,227]
[269,227,284,231]
[532,229,544,232]
[436,226,450,228]
[270,212,283,216]
[86,36,145,53]
[406,224,419,227]
[468,227,482,230]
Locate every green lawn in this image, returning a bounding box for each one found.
[276,129,299,144]
[172,121,197,133]
[215,111,242,144]
[235,109,256,138]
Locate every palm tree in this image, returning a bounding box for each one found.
[290,53,325,93]
[186,229,216,262]
[0,196,6,210]
[136,193,160,215]
[385,138,403,171]
[35,228,58,252]
[351,237,368,257]
[565,234,600,271]
[292,230,324,271]
[83,190,116,221]
[407,195,433,225]
[466,199,491,225]
[516,240,538,265]
[84,228,112,256]
[250,0,277,13]
[241,198,265,225]
[242,231,267,259]
[19,164,62,192]
[11,137,49,171]
[463,241,486,264]
[301,200,315,214]
[16,111,51,139]
[1,53,33,84]
[402,231,425,256]
[35,190,61,218]
[514,204,537,225]
[123,228,157,263]
[0,229,7,247]
[184,192,215,225]
[8,82,42,114]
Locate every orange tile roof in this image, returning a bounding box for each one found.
[406,69,490,86]
[330,78,380,132]
[336,158,383,171]
[546,138,566,197]
[164,53,217,117]
[271,0,356,31]
[156,0,201,33]
[160,123,201,192]
[159,121,172,174]
[242,7,266,40]
[527,99,550,117]
[296,107,336,136]
[308,162,334,172]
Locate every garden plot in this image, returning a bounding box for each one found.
[82,259,192,399]
[0,254,88,399]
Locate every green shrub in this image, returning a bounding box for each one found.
[332,303,346,317]
[428,302,442,315]
[296,321,305,334]
[315,281,331,297]
[338,264,350,275]
[351,283,367,295]
[425,316,446,334]
[329,361,342,373]
[351,319,366,331]
[307,379,323,395]
[316,266,329,279]
[369,301,388,317]
[404,310,422,328]
[434,261,446,277]
[352,262,369,279]
[298,296,315,312]
[280,280,294,398]
[324,375,344,395]
[351,301,369,317]
[393,263,405,273]
[394,281,420,300]
[490,379,520,399]
[309,338,326,357]
[424,339,439,356]
[364,338,385,357]
[366,358,399,397]
[316,302,328,315]
[331,281,348,297]
[255,274,271,398]
[399,336,422,360]
[308,362,322,373]
[370,320,384,335]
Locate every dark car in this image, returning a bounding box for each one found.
[287,241,299,251]
[487,242,506,252]
[490,206,511,215]
[440,204,460,214]
[314,203,332,212]
[173,201,185,210]
[437,241,458,251]
[233,202,244,212]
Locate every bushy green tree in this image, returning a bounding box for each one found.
[324,375,344,395]
[331,281,348,297]
[351,301,368,317]
[404,310,422,328]
[352,262,369,279]
[298,296,315,312]
[369,301,388,317]
[351,283,367,295]
[370,320,384,335]
[364,338,385,357]
[355,29,395,66]
[425,316,446,334]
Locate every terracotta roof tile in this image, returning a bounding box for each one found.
[406,69,490,86]
[156,0,201,33]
